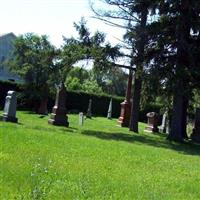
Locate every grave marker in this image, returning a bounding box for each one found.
[86,99,92,118]
[3,91,18,123]
[144,112,159,133]
[107,98,112,119]
[79,112,84,126]
[159,112,168,133]
[48,84,69,127]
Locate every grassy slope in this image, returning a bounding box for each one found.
[0,111,200,200]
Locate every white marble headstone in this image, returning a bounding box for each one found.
[3,90,18,123]
[159,112,168,134]
[79,112,84,126]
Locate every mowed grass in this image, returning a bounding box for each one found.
[0,111,200,200]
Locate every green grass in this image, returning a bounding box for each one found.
[0,111,200,200]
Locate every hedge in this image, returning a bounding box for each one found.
[64,90,123,118]
[0,81,163,122]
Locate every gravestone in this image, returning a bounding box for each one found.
[107,98,112,119]
[165,120,170,134]
[144,112,159,133]
[118,70,133,127]
[159,112,168,133]
[38,98,48,115]
[48,84,69,127]
[3,91,18,123]
[191,108,200,143]
[79,112,84,126]
[86,99,92,118]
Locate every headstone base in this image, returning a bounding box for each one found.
[159,126,169,134]
[159,126,165,133]
[145,125,158,133]
[48,113,69,127]
[2,114,18,123]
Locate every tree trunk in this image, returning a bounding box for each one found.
[168,0,190,142]
[168,93,185,142]
[129,5,148,133]
[129,78,142,132]
[182,98,188,139]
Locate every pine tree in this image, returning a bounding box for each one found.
[146,0,200,141]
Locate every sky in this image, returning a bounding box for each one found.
[0,0,125,47]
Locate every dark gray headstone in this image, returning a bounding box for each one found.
[86,99,92,118]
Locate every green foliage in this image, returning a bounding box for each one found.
[65,66,127,96]
[193,90,200,109]
[60,18,125,98]
[8,33,57,101]
[65,67,103,94]
[0,111,200,199]
[145,1,200,97]
[61,18,121,74]
[81,79,103,94]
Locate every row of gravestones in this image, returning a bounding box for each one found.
[1,90,200,143]
[1,87,110,124]
[144,110,200,143]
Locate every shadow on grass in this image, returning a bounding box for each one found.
[81,130,200,156]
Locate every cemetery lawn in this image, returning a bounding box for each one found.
[0,111,200,200]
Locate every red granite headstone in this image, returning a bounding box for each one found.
[48,85,69,127]
[118,100,131,127]
[118,69,133,127]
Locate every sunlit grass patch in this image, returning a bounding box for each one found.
[0,111,200,199]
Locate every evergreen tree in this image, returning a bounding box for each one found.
[91,0,158,132]
[146,0,200,141]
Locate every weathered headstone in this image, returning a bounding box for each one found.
[79,112,84,126]
[165,120,170,134]
[159,112,168,133]
[118,69,133,127]
[144,112,159,133]
[191,108,200,143]
[48,84,69,127]
[3,91,18,123]
[86,99,92,118]
[107,98,112,119]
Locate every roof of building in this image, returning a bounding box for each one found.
[0,32,16,38]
